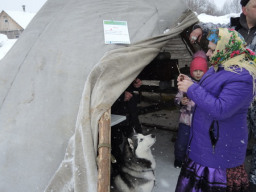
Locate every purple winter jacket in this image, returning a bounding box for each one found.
[187,66,254,169]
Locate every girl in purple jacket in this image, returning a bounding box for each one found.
[175,28,256,192]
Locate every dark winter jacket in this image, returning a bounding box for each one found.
[187,66,254,169]
[230,14,256,52]
[196,13,256,52]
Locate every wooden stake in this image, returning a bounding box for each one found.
[97,109,111,192]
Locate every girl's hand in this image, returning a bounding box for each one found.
[181,97,189,105]
[177,74,191,82]
[178,79,194,93]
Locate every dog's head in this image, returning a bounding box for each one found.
[127,133,156,157]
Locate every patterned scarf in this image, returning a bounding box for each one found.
[207,28,256,93]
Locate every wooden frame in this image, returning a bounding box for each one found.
[97,109,111,192]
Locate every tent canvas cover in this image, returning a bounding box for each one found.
[0,0,198,191]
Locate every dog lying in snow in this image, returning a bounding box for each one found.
[111,133,156,192]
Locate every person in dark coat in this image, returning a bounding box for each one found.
[248,99,256,189]
[175,28,256,192]
[189,1,256,190]
[111,77,142,135]
[111,78,142,176]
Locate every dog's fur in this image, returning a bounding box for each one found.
[112,133,156,192]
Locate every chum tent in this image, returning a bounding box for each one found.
[0,0,198,191]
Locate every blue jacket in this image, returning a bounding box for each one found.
[187,66,254,169]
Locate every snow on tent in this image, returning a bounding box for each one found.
[0,0,198,191]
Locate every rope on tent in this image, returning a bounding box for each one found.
[98,143,111,149]
[97,109,111,192]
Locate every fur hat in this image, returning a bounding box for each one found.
[190,51,208,77]
[240,0,250,6]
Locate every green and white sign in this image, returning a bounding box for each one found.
[103,20,130,44]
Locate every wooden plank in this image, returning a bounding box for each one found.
[97,109,111,192]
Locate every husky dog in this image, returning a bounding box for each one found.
[112,133,156,192]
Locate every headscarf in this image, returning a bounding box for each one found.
[207,28,256,93]
[207,29,220,44]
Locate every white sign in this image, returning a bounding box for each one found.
[103,20,130,44]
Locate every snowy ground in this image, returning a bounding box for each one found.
[138,92,182,191]
[144,127,179,192]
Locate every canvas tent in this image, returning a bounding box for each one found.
[0,0,198,191]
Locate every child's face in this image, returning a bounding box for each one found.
[192,70,204,80]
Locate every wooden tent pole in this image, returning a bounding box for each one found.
[97,109,111,192]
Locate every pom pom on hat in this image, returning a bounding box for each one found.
[240,0,250,6]
[192,50,207,60]
[190,51,208,77]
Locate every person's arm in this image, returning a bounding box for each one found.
[187,77,253,120]
[125,78,142,93]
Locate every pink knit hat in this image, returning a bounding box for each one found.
[192,50,207,60]
[190,51,208,77]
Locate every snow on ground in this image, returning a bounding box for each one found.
[0,34,16,60]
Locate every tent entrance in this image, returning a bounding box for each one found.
[97,50,192,192]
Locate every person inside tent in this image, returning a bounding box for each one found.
[111,77,142,175]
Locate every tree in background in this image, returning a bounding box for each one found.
[185,0,219,15]
[185,0,241,16]
[221,0,241,14]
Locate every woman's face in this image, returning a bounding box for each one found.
[206,41,217,60]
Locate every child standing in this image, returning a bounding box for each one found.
[174,50,208,168]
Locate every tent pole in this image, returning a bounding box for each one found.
[97,109,111,192]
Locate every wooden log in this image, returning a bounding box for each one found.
[97,109,111,192]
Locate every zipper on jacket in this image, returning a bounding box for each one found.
[209,120,219,154]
